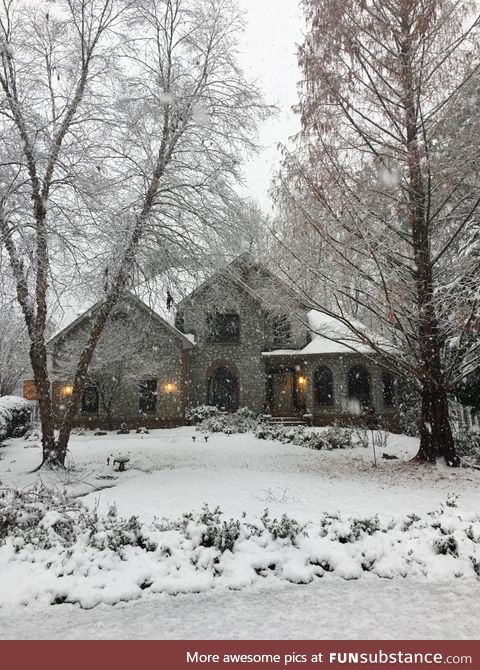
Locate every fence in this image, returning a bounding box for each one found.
[450,400,480,434]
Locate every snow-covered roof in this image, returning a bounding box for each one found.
[304,310,379,354]
[262,310,393,357]
[47,290,194,350]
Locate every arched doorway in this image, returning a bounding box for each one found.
[348,365,371,412]
[207,365,239,411]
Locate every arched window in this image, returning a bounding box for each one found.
[139,379,157,413]
[207,366,239,411]
[348,365,371,412]
[81,384,99,414]
[315,366,333,406]
[382,371,395,407]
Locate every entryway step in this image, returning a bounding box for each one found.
[264,416,306,427]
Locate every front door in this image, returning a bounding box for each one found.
[271,370,295,415]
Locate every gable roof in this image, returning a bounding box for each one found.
[47,290,194,350]
[177,251,305,312]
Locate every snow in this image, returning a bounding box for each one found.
[0,395,30,411]
[262,311,394,356]
[1,427,480,638]
[1,579,480,640]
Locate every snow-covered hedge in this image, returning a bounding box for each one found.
[454,429,480,467]
[0,395,32,442]
[193,407,258,434]
[256,425,358,450]
[188,407,364,450]
[186,405,222,425]
[1,487,479,608]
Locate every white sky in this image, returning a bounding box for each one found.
[236,0,305,213]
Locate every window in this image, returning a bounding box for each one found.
[348,365,371,411]
[315,366,333,406]
[272,315,291,345]
[382,371,395,407]
[207,366,239,411]
[139,379,157,413]
[207,312,240,343]
[81,385,99,414]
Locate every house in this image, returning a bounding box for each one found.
[45,293,193,429]
[174,254,398,428]
[25,254,399,429]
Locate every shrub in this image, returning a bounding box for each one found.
[0,486,81,548]
[255,424,355,450]
[453,429,480,465]
[169,504,242,553]
[258,509,306,543]
[433,535,458,557]
[0,396,32,442]
[186,405,221,425]
[197,407,258,434]
[0,485,157,554]
[85,507,157,554]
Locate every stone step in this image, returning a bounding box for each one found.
[263,415,306,427]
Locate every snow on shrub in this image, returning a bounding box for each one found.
[1,487,480,608]
[188,407,365,450]
[255,424,358,450]
[453,429,480,466]
[0,395,32,442]
[186,405,221,425]
[196,407,258,434]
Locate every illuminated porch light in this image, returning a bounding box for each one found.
[62,384,74,397]
[164,382,177,394]
[297,376,306,385]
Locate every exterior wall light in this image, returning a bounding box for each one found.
[297,376,306,385]
[164,382,177,394]
[62,384,74,397]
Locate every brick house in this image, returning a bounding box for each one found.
[31,253,398,429]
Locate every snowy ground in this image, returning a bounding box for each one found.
[1,427,480,639]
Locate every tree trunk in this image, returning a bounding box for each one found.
[399,11,459,468]
[417,378,459,467]
[29,344,60,467]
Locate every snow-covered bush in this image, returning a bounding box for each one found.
[453,429,480,466]
[84,505,157,554]
[197,407,258,434]
[186,405,221,425]
[0,395,32,442]
[0,485,157,555]
[158,504,242,553]
[3,488,480,609]
[257,509,306,544]
[255,424,357,450]
[0,486,80,546]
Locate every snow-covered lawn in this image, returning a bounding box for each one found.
[2,427,478,521]
[1,427,480,639]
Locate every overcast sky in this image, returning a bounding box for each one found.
[236,0,305,213]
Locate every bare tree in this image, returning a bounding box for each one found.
[0,0,267,466]
[274,0,480,466]
[0,303,28,396]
